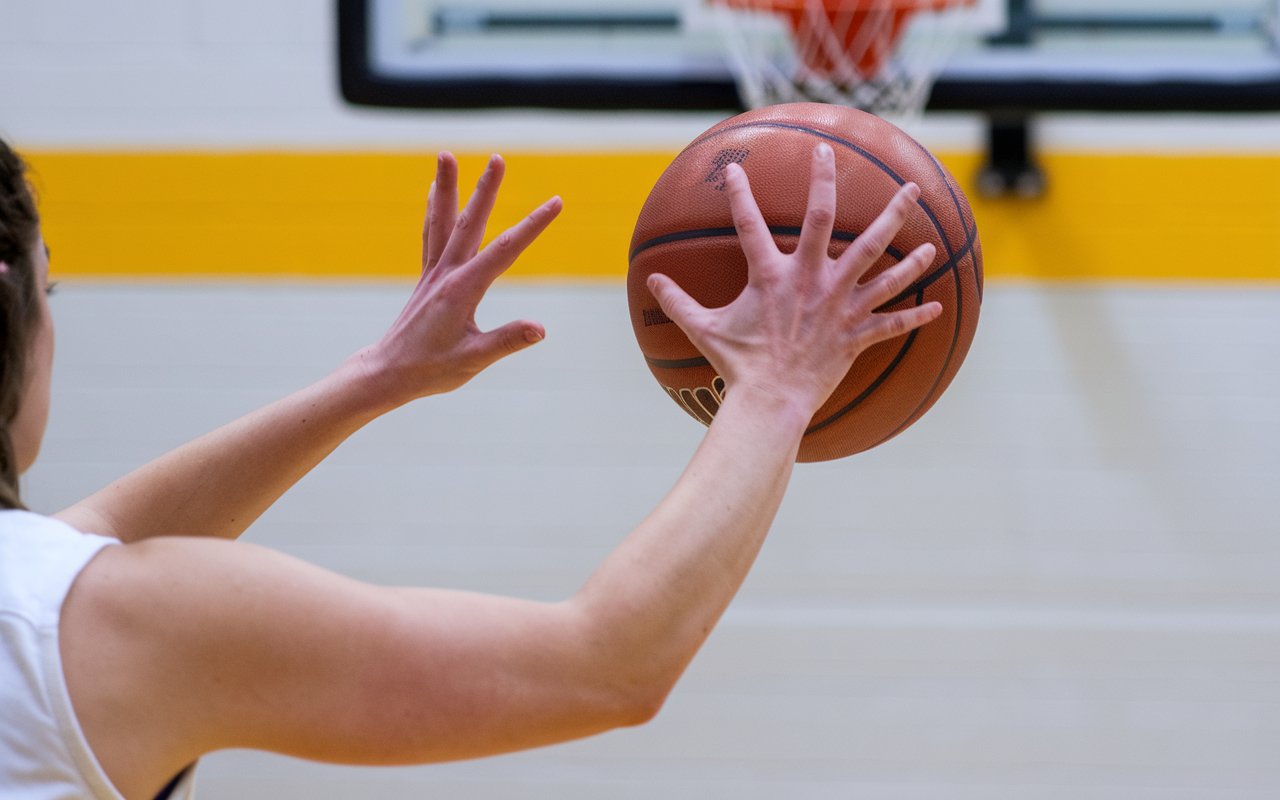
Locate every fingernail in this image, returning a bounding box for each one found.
[524,328,544,344]
[817,142,833,159]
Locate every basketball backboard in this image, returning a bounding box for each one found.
[338,0,1004,109]
[337,0,1280,193]
[339,0,1279,110]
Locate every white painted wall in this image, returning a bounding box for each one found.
[26,282,1280,799]
[4,1,1280,798]
[0,0,731,151]
[3,0,1280,152]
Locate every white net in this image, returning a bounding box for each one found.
[709,0,978,116]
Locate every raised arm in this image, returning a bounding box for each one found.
[59,144,942,799]
[54,154,561,543]
[572,144,941,690]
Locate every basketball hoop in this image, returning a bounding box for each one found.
[709,0,977,116]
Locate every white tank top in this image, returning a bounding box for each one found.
[0,510,196,799]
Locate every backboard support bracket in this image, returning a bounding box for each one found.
[976,116,1046,199]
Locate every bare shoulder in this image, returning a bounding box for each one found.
[60,536,397,798]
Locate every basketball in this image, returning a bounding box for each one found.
[627,102,983,462]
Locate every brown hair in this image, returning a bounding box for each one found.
[0,139,43,509]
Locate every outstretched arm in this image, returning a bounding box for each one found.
[60,144,942,799]
[573,144,942,690]
[54,154,560,543]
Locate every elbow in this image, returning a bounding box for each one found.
[564,604,682,730]
[548,661,672,735]
[613,679,674,728]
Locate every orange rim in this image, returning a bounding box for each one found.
[714,0,975,79]
[717,0,974,10]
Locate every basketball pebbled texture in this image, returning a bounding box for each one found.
[627,103,983,462]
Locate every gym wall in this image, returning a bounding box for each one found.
[4,1,1279,797]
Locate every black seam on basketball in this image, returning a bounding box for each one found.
[877,225,976,311]
[632,222,974,314]
[805,304,923,436]
[805,226,975,435]
[870,241,966,449]
[645,355,711,370]
[630,226,736,261]
[917,143,984,304]
[865,143,970,448]
[629,226,906,263]
[687,121,901,182]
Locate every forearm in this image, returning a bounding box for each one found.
[571,386,810,697]
[55,352,398,542]
[328,390,812,761]
[49,155,556,544]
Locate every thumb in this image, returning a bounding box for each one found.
[474,320,545,365]
[647,273,703,331]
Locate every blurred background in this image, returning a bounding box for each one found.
[3,1,1279,797]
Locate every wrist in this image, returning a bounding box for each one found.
[336,346,414,417]
[715,382,813,443]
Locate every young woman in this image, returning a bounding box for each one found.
[0,138,940,800]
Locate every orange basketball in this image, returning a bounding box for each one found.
[627,103,983,462]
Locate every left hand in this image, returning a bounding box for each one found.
[360,152,562,404]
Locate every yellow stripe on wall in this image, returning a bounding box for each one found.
[24,150,1280,282]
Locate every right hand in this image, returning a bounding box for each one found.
[646,142,943,418]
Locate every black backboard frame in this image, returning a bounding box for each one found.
[337,0,1280,195]
[338,0,1280,113]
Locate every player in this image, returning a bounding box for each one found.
[0,137,940,799]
